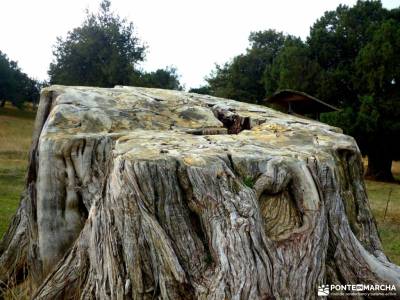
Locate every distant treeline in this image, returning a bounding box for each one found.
[1,0,399,181]
[0,0,182,108]
[190,0,400,182]
[0,51,41,107]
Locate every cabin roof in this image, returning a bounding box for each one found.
[265,89,340,113]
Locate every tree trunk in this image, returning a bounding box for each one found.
[1,86,399,299]
[366,150,394,182]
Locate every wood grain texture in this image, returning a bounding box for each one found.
[1,85,399,299]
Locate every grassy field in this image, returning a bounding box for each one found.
[367,180,400,264]
[0,105,399,266]
[0,105,36,235]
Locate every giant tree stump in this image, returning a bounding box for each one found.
[1,86,399,299]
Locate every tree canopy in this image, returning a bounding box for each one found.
[0,51,39,107]
[206,30,291,103]
[263,38,321,97]
[48,0,182,90]
[132,67,183,91]
[312,1,400,181]
[48,0,146,87]
[188,85,211,95]
[202,1,400,181]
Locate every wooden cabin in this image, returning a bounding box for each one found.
[265,89,339,120]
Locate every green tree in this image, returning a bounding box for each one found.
[263,38,321,97]
[48,0,146,87]
[308,0,387,107]
[204,1,399,181]
[0,50,39,107]
[189,85,211,95]
[311,1,399,181]
[132,67,182,90]
[207,30,290,103]
[353,19,400,180]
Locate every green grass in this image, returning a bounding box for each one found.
[0,104,399,268]
[0,162,27,235]
[243,176,254,188]
[366,179,400,265]
[0,104,34,235]
[0,105,37,120]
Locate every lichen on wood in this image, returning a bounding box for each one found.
[0,85,399,299]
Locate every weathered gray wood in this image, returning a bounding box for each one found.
[0,85,399,299]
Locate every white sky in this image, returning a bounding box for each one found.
[0,0,398,89]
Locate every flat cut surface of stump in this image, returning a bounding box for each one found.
[0,85,399,299]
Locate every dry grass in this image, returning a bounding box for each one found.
[0,104,35,235]
[0,104,34,299]
[0,280,30,300]
[366,160,400,265]
[0,104,35,160]
[393,161,400,181]
[366,179,400,265]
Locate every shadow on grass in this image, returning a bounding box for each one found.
[0,107,37,120]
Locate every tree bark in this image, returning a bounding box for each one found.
[366,150,394,182]
[1,86,399,299]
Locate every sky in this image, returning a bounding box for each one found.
[0,0,399,89]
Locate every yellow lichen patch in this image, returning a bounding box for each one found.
[183,155,207,167]
[124,148,161,160]
[259,123,289,133]
[251,131,290,144]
